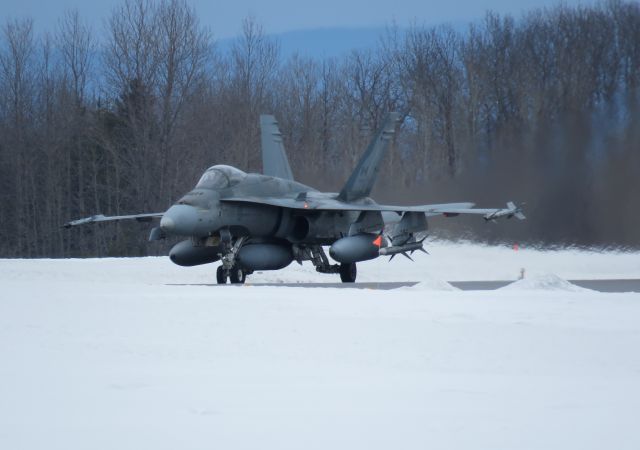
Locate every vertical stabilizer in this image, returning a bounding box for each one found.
[338,112,400,201]
[260,115,294,181]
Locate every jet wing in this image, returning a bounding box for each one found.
[220,197,525,220]
[221,196,470,213]
[63,212,164,228]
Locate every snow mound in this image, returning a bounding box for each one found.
[500,273,592,292]
[399,277,460,291]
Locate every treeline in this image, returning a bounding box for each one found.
[0,0,639,257]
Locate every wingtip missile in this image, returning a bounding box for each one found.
[63,214,107,228]
[483,202,526,221]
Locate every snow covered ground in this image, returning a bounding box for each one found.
[1,241,639,450]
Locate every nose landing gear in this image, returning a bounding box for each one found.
[216,265,246,284]
[215,234,248,285]
[229,266,246,284]
[216,266,228,284]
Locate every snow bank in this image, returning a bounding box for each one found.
[500,273,593,292]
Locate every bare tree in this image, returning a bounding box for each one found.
[399,25,463,177]
[155,0,212,199]
[229,16,279,170]
[58,10,94,104]
[0,18,36,255]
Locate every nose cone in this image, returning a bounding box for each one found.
[160,204,201,236]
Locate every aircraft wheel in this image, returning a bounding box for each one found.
[229,266,246,284]
[216,266,227,284]
[339,262,357,283]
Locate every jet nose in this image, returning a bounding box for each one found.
[160,204,200,236]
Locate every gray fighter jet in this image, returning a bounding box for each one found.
[65,112,524,283]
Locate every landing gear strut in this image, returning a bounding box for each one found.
[293,245,357,283]
[339,262,357,283]
[216,234,248,285]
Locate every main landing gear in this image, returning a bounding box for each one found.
[294,245,357,283]
[339,262,357,283]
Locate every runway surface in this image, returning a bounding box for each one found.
[170,279,640,292]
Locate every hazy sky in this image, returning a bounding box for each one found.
[2,0,597,38]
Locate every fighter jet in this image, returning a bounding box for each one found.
[64,112,524,283]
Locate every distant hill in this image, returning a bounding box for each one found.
[273,26,390,58]
[217,26,389,59]
[217,23,470,60]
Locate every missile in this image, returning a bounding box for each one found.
[484,202,526,221]
[379,241,426,257]
[330,234,428,264]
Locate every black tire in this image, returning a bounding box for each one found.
[339,262,357,283]
[216,266,227,284]
[229,266,246,284]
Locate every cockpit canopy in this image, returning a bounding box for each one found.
[195,165,246,190]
